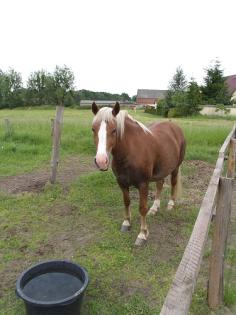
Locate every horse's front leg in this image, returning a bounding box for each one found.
[120,186,131,232]
[135,183,149,246]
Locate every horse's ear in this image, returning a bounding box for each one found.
[92,102,99,115]
[112,102,120,117]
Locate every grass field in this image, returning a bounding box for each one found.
[0,108,235,314]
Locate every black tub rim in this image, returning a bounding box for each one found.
[16,260,89,307]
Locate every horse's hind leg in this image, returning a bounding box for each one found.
[148,179,164,215]
[167,167,182,210]
[120,187,131,232]
[135,183,149,246]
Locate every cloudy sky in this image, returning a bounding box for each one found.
[1,0,235,96]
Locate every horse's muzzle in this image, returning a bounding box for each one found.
[94,156,109,171]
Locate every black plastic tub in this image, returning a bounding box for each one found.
[16,260,89,315]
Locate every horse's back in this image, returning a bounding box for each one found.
[149,121,186,166]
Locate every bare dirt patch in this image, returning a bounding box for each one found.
[182,160,215,205]
[0,159,215,305]
[0,155,95,194]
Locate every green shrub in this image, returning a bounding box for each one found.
[144,107,157,115]
[167,107,186,118]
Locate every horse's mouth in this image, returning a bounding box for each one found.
[99,168,108,172]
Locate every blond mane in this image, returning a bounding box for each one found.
[93,107,152,138]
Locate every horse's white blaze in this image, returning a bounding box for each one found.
[97,121,107,155]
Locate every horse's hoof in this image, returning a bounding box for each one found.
[134,231,149,246]
[134,237,147,246]
[121,224,131,232]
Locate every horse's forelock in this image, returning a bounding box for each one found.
[93,107,151,138]
[93,107,114,124]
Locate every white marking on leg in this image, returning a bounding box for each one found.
[148,198,160,215]
[167,199,175,210]
[122,219,131,227]
[137,231,147,240]
[97,121,107,155]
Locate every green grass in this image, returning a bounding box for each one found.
[0,108,233,176]
[0,108,235,314]
[0,109,94,176]
[0,171,202,315]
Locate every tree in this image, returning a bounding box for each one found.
[77,89,131,103]
[131,95,136,102]
[27,70,49,105]
[202,60,230,105]
[164,67,188,116]
[0,69,23,108]
[169,67,187,92]
[50,65,75,106]
[121,93,131,102]
[0,70,5,107]
[186,78,202,115]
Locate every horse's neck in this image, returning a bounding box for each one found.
[112,118,148,158]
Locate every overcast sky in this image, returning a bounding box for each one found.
[0,0,235,96]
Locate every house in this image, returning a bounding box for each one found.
[136,89,167,106]
[225,74,236,96]
[231,91,236,103]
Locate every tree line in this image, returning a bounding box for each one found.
[0,65,133,109]
[154,60,232,117]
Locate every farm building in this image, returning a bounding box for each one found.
[80,100,116,107]
[136,89,167,106]
[80,100,135,108]
[225,74,236,96]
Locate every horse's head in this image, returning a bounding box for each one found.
[91,102,120,171]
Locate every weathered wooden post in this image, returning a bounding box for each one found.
[51,118,55,137]
[208,177,233,309]
[4,118,12,138]
[227,139,236,178]
[50,106,64,184]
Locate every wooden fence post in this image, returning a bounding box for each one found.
[227,139,236,178]
[50,105,64,184]
[51,118,55,137]
[4,119,12,137]
[208,177,233,309]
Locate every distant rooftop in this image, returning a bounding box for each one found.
[137,89,167,99]
[225,75,236,95]
[80,100,116,105]
[80,100,133,107]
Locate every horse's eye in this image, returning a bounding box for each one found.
[92,128,95,132]
[112,128,116,134]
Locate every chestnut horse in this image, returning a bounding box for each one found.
[91,102,186,245]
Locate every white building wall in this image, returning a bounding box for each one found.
[200,106,236,116]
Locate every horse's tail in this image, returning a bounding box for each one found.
[176,166,182,199]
